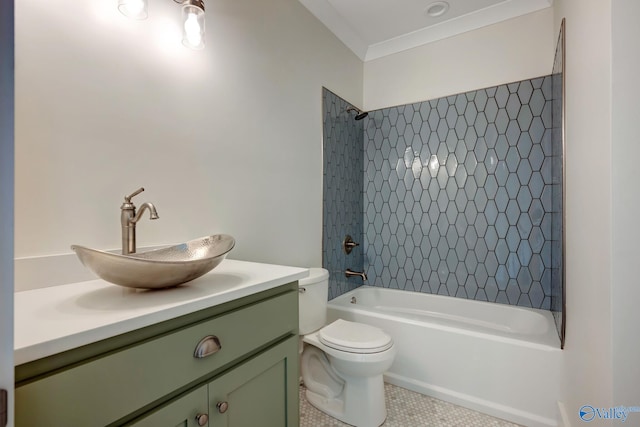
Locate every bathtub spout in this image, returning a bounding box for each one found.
[345,269,367,281]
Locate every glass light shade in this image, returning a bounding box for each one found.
[118,0,148,19]
[182,4,205,50]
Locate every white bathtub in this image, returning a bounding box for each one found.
[327,286,562,427]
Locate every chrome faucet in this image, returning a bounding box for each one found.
[121,187,159,255]
[345,269,367,281]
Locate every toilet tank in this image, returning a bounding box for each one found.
[298,268,329,335]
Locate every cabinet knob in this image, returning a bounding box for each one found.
[216,401,229,414]
[195,413,209,426]
[193,335,222,358]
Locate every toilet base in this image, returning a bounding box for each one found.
[304,374,387,427]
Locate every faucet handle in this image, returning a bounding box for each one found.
[124,187,145,203]
[342,235,360,254]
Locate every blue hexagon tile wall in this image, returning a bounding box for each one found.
[362,77,555,309]
[322,76,562,311]
[323,88,364,299]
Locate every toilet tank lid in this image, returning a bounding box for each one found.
[299,268,329,286]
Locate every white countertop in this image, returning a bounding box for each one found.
[14,259,308,365]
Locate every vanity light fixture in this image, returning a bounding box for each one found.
[178,0,205,50]
[118,0,148,20]
[118,0,205,50]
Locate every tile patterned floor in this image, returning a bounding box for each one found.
[299,383,522,427]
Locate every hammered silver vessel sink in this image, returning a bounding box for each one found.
[71,234,235,289]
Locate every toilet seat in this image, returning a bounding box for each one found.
[319,319,393,354]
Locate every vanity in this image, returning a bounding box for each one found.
[14,259,307,426]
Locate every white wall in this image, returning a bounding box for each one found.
[553,0,614,425]
[363,8,554,111]
[612,0,640,408]
[0,0,15,424]
[14,0,362,270]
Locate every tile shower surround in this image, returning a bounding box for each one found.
[322,89,364,299]
[323,76,560,311]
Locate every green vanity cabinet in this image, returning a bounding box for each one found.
[131,337,298,427]
[15,283,300,427]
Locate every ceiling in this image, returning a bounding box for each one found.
[299,0,553,61]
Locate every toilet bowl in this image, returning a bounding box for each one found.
[299,268,396,427]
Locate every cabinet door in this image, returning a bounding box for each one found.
[208,337,299,427]
[128,385,209,427]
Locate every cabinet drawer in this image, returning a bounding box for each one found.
[15,290,297,427]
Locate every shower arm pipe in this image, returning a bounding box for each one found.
[346,106,368,121]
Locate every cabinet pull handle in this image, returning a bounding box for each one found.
[195,413,209,426]
[193,335,222,358]
[217,401,229,414]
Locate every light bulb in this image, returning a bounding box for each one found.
[181,4,205,49]
[184,13,202,46]
[126,0,144,15]
[118,0,148,19]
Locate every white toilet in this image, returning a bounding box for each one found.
[299,268,396,427]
